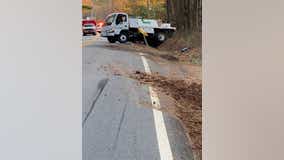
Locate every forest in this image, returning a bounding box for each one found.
[83,0,201,42]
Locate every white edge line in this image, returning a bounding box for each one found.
[140,53,174,160]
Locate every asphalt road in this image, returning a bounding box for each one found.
[83,35,193,160]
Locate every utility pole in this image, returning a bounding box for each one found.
[111,0,114,11]
[108,0,113,12]
[91,0,95,19]
[91,7,94,19]
[147,0,151,17]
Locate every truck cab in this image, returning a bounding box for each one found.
[101,13,129,43]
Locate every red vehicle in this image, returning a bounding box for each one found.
[82,19,96,26]
[82,19,97,36]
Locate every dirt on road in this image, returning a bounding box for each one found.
[103,42,202,160]
[104,42,201,65]
[128,71,202,160]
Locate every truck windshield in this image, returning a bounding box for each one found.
[105,14,116,26]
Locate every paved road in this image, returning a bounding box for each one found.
[83,35,193,160]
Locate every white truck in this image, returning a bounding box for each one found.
[100,12,176,46]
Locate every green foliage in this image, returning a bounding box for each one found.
[128,3,166,20]
[148,3,166,20]
[130,5,148,18]
[93,0,167,20]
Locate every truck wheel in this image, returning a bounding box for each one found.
[118,32,128,43]
[156,32,167,42]
[107,37,116,43]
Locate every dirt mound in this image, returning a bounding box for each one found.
[158,34,202,65]
[159,32,202,50]
[159,37,189,51]
[129,71,202,155]
[107,42,201,65]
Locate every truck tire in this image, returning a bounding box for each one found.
[118,32,128,43]
[156,32,167,42]
[107,37,116,43]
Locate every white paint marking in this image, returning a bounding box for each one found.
[140,53,174,160]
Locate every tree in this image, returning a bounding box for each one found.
[93,0,166,20]
[167,0,202,35]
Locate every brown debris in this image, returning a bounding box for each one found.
[129,71,202,152]
[104,43,201,65]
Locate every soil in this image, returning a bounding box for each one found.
[158,37,202,65]
[104,42,201,65]
[129,71,202,158]
[103,39,202,159]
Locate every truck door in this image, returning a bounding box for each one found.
[114,14,129,34]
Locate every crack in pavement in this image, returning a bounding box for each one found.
[82,78,109,126]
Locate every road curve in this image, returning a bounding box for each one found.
[83,35,194,160]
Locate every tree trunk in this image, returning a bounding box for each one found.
[168,0,202,36]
